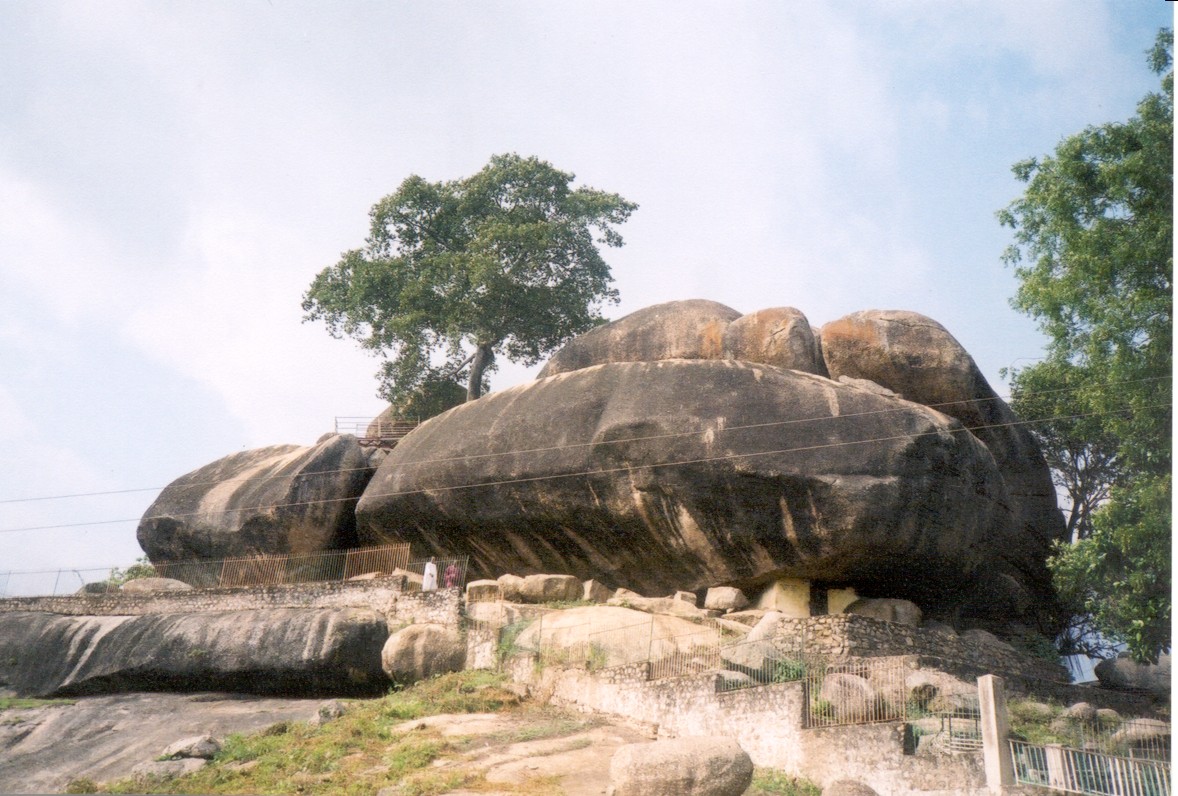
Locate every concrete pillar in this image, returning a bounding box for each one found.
[978,674,1014,793]
[826,587,859,614]
[755,577,811,617]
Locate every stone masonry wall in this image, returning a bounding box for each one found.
[518,662,987,796]
[0,577,462,629]
[772,614,1068,682]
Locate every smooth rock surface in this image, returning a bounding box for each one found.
[137,434,375,568]
[1094,653,1171,697]
[0,609,389,697]
[0,692,323,794]
[160,734,220,760]
[824,781,880,796]
[704,587,749,612]
[722,306,827,375]
[381,623,466,684]
[357,359,1025,612]
[539,299,740,377]
[607,736,753,796]
[818,309,1066,614]
[519,574,582,603]
[511,606,717,668]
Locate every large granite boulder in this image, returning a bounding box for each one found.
[608,737,753,796]
[381,623,466,684]
[0,609,389,697]
[357,358,1030,612]
[137,434,376,568]
[538,299,828,377]
[722,307,827,375]
[818,310,1066,611]
[538,300,740,377]
[1094,653,1171,698]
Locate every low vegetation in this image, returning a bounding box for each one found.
[88,671,544,795]
[67,669,823,795]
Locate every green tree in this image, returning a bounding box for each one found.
[1000,29,1172,662]
[303,154,637,405]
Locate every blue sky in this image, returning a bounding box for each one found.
[0,1,1171,590]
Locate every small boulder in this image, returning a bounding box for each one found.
[844,598,922,627]
[745,611,784,642]
[160,734,220,760]
[121,577,192,593]
[465,579,502,603]
[1063,702,1098,722]
[722,307,826,375]
[824,781,880,796]
[672,590,698,605]
[704,587,749,612]
[1097,708,1122,723]
[1094,653,1171,698]
[607,736,753,796]
[583,579,614,603]
[309,699,347,727]
[720,640,782,679]
[381,624,466,684]
[820,673,877,722]
[497,574,525,602]
[723,609,768,627]
[608,588,708,619]
[520,574,581,603]
[1112,718,1170,746]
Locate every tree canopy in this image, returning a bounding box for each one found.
[1000,29,1172,663]
[304,154,637,410]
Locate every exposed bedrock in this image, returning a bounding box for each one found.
[356,359,1039,616]
[0,608,389,698]
[137,433,376,565]
[537,299,741,377]
[818,310,1066,613]
[537,299,828,378]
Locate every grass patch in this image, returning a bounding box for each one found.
[96,671,525,796]
[0,697,76,711]
[747,768,822,795]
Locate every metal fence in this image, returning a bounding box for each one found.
[334,417,420,445]
[0,544,420,596]
[1011,739,1170,795]
[802,656,917,728]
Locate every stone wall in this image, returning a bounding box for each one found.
[0,577,462,629]
[773,614,1068,682]
[516,661,987,796]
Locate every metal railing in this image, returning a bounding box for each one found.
[334,417,419,446]
[802,656,916,727]
[1011,737,1170,795]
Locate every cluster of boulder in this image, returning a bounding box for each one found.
[135,300,1066,636]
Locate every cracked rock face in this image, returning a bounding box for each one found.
[355,300,1064,624]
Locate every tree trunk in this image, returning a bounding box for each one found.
[467,343,495,401]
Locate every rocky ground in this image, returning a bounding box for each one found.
[0,692,324,794]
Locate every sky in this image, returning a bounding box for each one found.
[0,1,1171,593]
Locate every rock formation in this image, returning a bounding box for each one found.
[0,608,389,697]
[607,736,754,796]
[358,359,1022,612]
[137,434,376,566]
[356,299,1065,626]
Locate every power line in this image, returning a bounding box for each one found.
[0,401,1165,535]
[0,374,1168,506]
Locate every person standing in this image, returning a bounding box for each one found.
[422,557,438,591]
